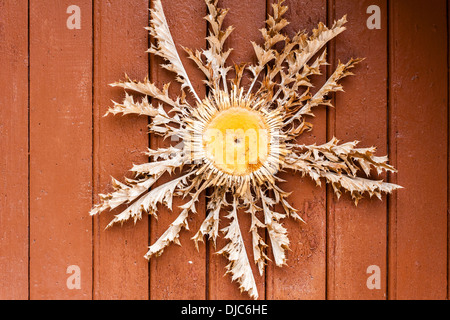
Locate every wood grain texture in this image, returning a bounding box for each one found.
[93,0,149,299]
[0,0,29,300]
[388,0,448,300]
[207,0,267,300]
[29,0,92,299]
[0,0,449,301]
[328,0,388,300]
[149,0,207,300]
[266,0,328,300]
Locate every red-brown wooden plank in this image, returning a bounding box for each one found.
[0,0,29,300]
[388,0,447,299]
[92,0,150,299]
[265,0,328,300]
[207,0,267,300]
[328,0,389,299]
[149,0,207,300]
[29,0,92,299]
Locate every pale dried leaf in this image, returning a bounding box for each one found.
[285,138,402,204]
[217,199,259,300]
[148,0,201,102]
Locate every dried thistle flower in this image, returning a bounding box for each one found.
[91,0,401,299]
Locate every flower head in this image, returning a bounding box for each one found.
[91,0,401,299]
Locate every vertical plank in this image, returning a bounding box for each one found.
[328,0,388,299]
[389,0,448,299]
[149,0,207,300]
[266,0,328,300]
[208,0,267,300]
[93,0,149,299]
[0,0,29,300]
[29,0,92,299]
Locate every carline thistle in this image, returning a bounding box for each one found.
[91,0,401,299]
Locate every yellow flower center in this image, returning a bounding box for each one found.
[203,107,270,175]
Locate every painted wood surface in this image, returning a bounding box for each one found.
[328,0,389,300]
[93,0,150,299]
[0,0,448,300]
[149,0,207,300]
[0,0,29,300]
[29,0,92,299]
[266,0,328,300]
[388,0,448,299]
[208,0,267,300]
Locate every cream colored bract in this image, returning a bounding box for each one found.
[91,0,401,299]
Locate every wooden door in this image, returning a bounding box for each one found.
[0,0,448,300]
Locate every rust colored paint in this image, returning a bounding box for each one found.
[29,0,92,299]
[1,0,449,301]
[0,0,29,300]
[207,0,267,300]
[149,0,207,300]
[388,0,448,299]
[265,0,328,300]
[328,0,389,299]
[93,0,150,299]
